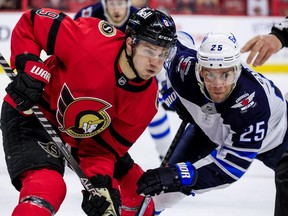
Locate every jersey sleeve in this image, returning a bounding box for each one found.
[10,8,79,69]
[271,17,288,48]
[74,3,105,20]
[191,125,265,192]
[74,5,93,20]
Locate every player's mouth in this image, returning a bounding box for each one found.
[147,69,156,75]
[113,14,120,19]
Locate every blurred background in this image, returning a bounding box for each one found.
[0,0,287,16]
[1,0,288,74]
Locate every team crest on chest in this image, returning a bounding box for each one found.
[98,20,116,37]
[177,56,193,82]
[231,92,256,111]
[57,84,112,138]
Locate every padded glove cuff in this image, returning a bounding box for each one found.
[15,54,51,84]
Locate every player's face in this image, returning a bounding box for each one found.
[200,67,235,103]
[106,0,128,25]
[133,41,170,80]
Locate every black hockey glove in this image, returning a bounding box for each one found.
[160,85,194,122]
[81,175,121,216]
[5,54,50,111]
[136,162,197,196]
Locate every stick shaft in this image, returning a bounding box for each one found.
[0,53,117,215]
[136,120,188,216]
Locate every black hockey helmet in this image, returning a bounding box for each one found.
[125,7,177,49]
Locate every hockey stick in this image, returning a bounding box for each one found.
[0,53,117,216]
[136,119,189,216]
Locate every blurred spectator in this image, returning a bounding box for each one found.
[4,0,284,16]
[221,0,246,15]
[247,0,269,16]
[276,0,288,16]
[196,0,220,14]
[46,0,69,10]
[28,0,69,10]
[68,0,97,12]
[149,0,176,14]
[0,0,21,9]
[28,0,45,8]
[131,0,147,8]
[176,0,196,14]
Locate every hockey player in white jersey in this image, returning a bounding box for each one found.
[136,32,288,216]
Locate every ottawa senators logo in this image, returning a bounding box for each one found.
[38,141,61,158]
[57,84,111,138]
[98,20,116,37]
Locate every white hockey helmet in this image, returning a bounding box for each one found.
[196,32,241,87]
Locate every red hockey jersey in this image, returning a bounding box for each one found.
[5,8,158,178]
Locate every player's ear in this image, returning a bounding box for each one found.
[125,37,133,55]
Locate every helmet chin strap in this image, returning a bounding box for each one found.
[124,46,142,80]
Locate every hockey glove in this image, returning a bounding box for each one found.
[160,86,194,122]
[136,162,197,196]
[5,54,50,111]
[159,80,174,111]
[81,175,121,216]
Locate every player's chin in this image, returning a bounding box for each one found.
[139,70,158,80]
[140,73,154,80]
[112,16,122,22]
[211,94,226,103]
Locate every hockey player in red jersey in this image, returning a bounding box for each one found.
[1,7,177,216]
[75,0,175,163]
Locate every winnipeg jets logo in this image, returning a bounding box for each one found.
[232,92,256,111]
[177,56,193,82]
[38,141,61,158]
